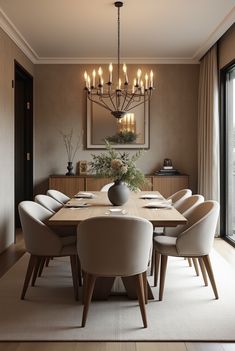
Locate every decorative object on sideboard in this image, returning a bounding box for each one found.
[78,161,88,175]
[60,129,82,176]
[89,140,145,205]
[155,158,180,176]
[84,1,154,120]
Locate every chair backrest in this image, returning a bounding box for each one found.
[176,201,220,256]
[18,201,62,256]
[34,194,62,213]
[167,189,192,209]
[100,183,114,192]
[77,216,153,277]
[47,189,70,204]
[165,194,204,237]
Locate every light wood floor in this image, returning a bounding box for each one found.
[0,232,235,351]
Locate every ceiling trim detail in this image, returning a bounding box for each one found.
[193,7,235,60]
[36,57,199,64]
[0,6,234,65]
[0,8,38,63]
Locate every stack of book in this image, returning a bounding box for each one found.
[155,165,179,176]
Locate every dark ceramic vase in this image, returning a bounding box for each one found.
[108,180,129,206]
[66,161,74,176]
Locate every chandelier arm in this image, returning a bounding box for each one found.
[108,91,117,110]
[123,92,139,111]
[98,95,114,111]
[124,96,150,112]
[87,94,113,112]
[120,90,128,111]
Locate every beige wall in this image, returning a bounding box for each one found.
[0,28,34,253]
[34,64,199,194]
[219,23,235,69]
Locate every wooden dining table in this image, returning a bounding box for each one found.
[48,191,187,300]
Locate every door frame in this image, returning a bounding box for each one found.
[14,61,33,234]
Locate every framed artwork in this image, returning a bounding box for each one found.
[78,160,88,175]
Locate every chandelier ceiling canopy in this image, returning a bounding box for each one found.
[84,1,154,119]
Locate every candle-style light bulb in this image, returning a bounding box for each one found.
[145,73,149,89]
[84,71,88,87]
[109,63,113,83]
[137,69,142,85]
[87,75,91,89]
[118,78,122,90]
[123,63,128,84]
[92,70,96,87]
[140,80,144,94]
[150,70,153,88]
[98,67,103,85]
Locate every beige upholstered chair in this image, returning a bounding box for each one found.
[18,201,80,300]
[47,189,70,204]
[100,183,114,192]
[153,195,205,284]
[35,194,62,213]
[151,193,202,277]
[168,189,192,209]
[154,201,220,300]
[77,216,153,328]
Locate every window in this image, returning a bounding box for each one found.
[220,62,235,244]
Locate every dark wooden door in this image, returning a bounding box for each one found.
[14,62,33,228]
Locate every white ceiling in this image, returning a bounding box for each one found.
[0,0,234,64]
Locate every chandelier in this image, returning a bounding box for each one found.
[84,1,154,119]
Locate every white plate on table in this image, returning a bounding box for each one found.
[106,208,127,215]
[64,203,90,208]
[74,192,95,199]
[140,194,164,200]
[144,202,172,209]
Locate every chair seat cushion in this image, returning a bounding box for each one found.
[153,236,178,256]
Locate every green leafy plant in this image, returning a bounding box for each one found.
[89,141,146,191]
[106,130,138,144]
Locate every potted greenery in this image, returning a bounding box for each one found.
[89,141,145,205]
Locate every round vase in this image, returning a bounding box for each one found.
[108,180,129,206]
[66,161,74,176]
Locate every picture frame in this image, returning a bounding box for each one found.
[78,160,88,175]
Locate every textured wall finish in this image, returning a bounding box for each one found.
[34,64,199,194]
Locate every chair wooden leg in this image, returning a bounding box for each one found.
[142,271,148,304]
[187,258,192,267]
[82,271,87,305]
[31,256,42,287]
[198,257,208,286]
[192,258,200,276]
[154,251,160,287]
[76,255,82,287]
[38,256,46,277]
[135,273,148,328]
[202,255,219,299]
[159,255,168,301]
[82,273,96,327]
[21,255,37,300]
[70,255,79,301]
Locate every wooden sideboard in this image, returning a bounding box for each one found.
[49,174,189,198]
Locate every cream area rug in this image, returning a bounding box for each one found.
[0,251,235,341]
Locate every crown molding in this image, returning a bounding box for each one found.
[193,7,235,61]
[0,8,38,63]
[36,56,199,64]
[0,4,234,65]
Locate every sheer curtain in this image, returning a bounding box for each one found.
[198,44,220,204]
